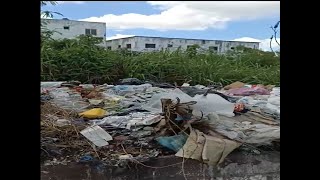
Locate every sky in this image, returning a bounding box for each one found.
[41,1,280,51]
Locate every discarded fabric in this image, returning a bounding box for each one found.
[227,87,270,96]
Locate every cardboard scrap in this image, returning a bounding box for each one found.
[202,135,241,165]
[175,129,241,166]
[175,129,205,160]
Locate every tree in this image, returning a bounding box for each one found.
[41,1,62,19]
[270,21,280,57]
[41,1,62,40]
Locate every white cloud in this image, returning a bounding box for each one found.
[80,1,279,31]
[58,1,85,5]
[106,34,135,40]
[233,37,280,51]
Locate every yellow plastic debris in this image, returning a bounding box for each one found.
[79,108,107,119]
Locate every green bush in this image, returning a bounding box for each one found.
[41,36,280,86]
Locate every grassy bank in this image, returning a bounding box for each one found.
[41,35,280,86]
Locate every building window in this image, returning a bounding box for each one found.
[107,46,111,50]
[63,26,69,30]
[91,29,97,35]
[145,44,156,48]
[118,45,121,48]
[126,44,131,49]
[209,46,218,51]
[167,44,173,48]
[85,29,90,35]
[85,29,97,35]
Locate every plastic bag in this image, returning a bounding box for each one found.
[108,84,153,96]
[213,116,280,144]
[268,96,280,106]
[49,87,89,112]
[79,108,107,119]
[142,88,194,113]
[92,112,161,130]
[270,87,280,97]
[41,82,65,88]
[193,94,235,117]
[238,96,280,119]
[155,134,188,152]
[143,88,235,117]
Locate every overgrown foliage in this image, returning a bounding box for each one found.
[40,1,279,86]
[41,36,280,86]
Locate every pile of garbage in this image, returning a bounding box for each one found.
[41,79,280,167]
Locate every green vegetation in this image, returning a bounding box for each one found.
[41,36,280,86]
[40,1,279,86]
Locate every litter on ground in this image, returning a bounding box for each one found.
[41,79,280,168]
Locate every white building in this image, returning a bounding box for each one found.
[106,36,259,53]
[41,18,106,46]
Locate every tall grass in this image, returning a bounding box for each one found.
[41,35,280,86]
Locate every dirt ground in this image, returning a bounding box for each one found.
[41,150,280,180]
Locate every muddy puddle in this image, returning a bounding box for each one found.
[41,150,280,180]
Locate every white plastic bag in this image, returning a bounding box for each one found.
[142,88,194,113]
[193,94,235,117]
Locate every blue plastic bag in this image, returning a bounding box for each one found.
[155,134,188,152]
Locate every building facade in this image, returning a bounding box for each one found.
[106,36,259,53]
[41,18,106,46]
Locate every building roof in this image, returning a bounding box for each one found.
[106,35,260,44]
[41,18,106,25]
